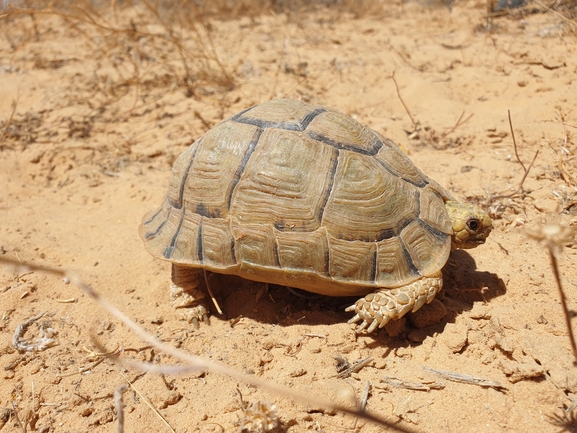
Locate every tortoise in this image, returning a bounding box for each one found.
[140,99,492,333]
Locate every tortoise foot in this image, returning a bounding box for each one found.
[170,282,197,308]
[180,305,210,330]
[170,282,211,329]
[169,265,210,329]
[346,272,443,333]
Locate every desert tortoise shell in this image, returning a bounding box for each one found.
[140,99,492,332]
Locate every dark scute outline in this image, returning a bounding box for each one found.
[226,128,263,211]
[163,206,187,259]
[269,147,339,234]
[144,203,164,226]
[170,138,202,209]
[272,232,281,268]
[196,203,221,218]
[399,238,421,277]
[145,205,169,240]
[318,148,339,225]
[375,188,421,241]
[232,108,326,132]
[230,233,237,265]
[323,239,331,277]
[230,105,253,119]
[197,217,204,263]
[306,130,383,156]
[416,218,450,243]
[397,219,449,278]
[335,212,419,243]
[300,109,327,130]
[369,247,378,283]
[145,219,166,240]
[376,215,415,242]
[374,156,429,189]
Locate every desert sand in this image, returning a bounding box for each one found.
[1,1,577,432]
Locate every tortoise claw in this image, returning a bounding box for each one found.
[346,299,392,333]
[346,313,374,333]
[367,319,381,333]
[181,305,210,330]
[346,312,361,323]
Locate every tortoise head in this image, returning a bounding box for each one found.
[445,201,493,249]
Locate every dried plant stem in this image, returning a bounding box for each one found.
[532,0,577,26]
[490,149,539,202]
[509,110,526,172]
[391,72,417,129]
[141,0,192,86]
[558,154,577,187]
[0,95,19,147]
[547,247,577,366]
[203,268,223,314]
[116,369,176,433]
[114,384,127,433]
[387,41,421,72]
[512,150,538,194]
[441,111,474,139]
[490,110,539,202]
[423,367,507,390]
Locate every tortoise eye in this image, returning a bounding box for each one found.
[467,219,480,232]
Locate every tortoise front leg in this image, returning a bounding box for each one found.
[170,264,210,329]
[346,271,443,333]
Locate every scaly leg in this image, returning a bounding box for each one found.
[170,264,209,329]
[346,271,443,333]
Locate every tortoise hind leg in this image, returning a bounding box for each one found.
[345,271,443,333]
[170,264,210,329]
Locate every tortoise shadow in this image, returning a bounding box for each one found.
[365,249,506,345]
[440,249,506,320]
[207,248,505,342]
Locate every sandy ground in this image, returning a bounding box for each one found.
[1,1,577,432]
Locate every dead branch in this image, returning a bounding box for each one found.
[422,367,507,391]
[391,72,417,129]
[489,110,540,203]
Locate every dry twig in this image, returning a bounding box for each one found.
[359,381,371,411]
[0,96,19,147]
[335,355,374,379]
[441,111,474,140]
[116,368,177,433]
[381,377,445,391]
[489,110,539,203]
[391,72,417,129]
[423,367,508,391]
[114,384,128,433]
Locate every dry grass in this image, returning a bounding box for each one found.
[2,1,235,101]
[5,0,385,20]
[0,0,386,156]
